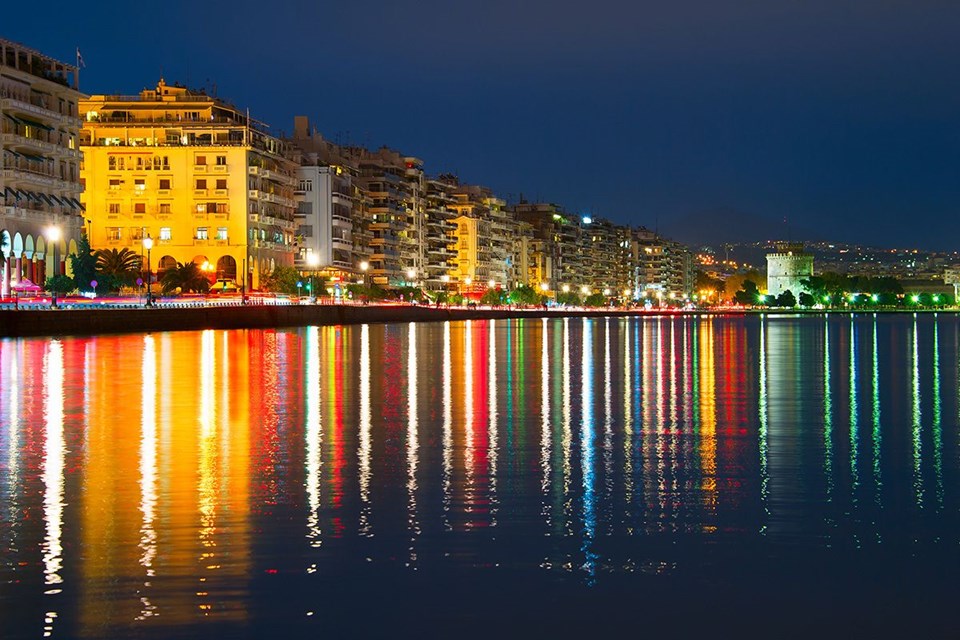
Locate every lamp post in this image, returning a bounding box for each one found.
[359,260,369,284]
[142,235,153,307]
[306,253,320,303]
[45,226,61,309]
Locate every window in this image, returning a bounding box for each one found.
[196,203,207,214]
[109,179,122,190]
[195,179,207,189]
[134,178,145,191]
[216,179,227,189]
[215,155,226,165]
[130,228,143,240]
[159,203,171,214]
[159,178,171,189]
[216,227,228,240]
[107,227,122,241]
[195,155,206,165]
[196,227,208,240]
[108,203,120,214]
[134,202,146,214]
[299,179,313,192]
[159,227,172,241]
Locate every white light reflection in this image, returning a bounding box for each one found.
[137,335,158,621]
[5,345,20,544]
[487,321,498,526]
[758,319,769,526]
[849,318,859,510]
[359,324,372,536]
[580,319,597,583]
[911,316,923,507]
[42,340,66,613]
[442,322,452,530]
[932,319,943,508]
[406,322,420,564]
[871,317,882,509]
[603,319,613,533]
[824,318,833,503]
[540,318,551,525]
[305,327,322,548]
[623,320,633,506]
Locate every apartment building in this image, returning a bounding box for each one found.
[0,38,83,295]
[80,79,297,289]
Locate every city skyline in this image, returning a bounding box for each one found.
[7,1,960,251]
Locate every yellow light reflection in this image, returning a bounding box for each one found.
[697,318,717,515]
[137,335,158,621]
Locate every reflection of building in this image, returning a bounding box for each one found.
[0,38,83,296]
[766,242,813,297]
[80,79,298,289]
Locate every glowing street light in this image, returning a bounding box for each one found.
[540,282,549,292]
[580,285,590,295]
[487,279,496,289]
[562,284,570,293]
[358,260,369,284]
[45,225,61,309]
[142,235,154,306]
[306,253,320,301]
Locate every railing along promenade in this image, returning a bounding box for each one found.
[0,296,954,338]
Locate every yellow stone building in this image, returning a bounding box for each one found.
[80,80,297,289]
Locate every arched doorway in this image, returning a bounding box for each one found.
[216,255,237,281]
[158,255,177,274]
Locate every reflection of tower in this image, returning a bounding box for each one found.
[763,318,819,539]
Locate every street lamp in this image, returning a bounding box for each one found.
[540,282,549,292]
[142,235,154,306]
[562,284,570,293]
[45,226,61,309]
[406,268,416,287]
[358,260,369,284]
[306,253,320,302]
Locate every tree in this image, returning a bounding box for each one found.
[480,288,507,306]
[95,247,141,291]
[733,280,761,305]
[45,274,75,295]
[555,291,581,306]
[260,266,301,294]
[776,289,796,308]
[70,233,98,293]
[509,284,542,306]
[161,261,210,294]
[584,292,607,307]
[798,291,815,307]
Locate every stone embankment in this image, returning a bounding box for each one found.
[0,303,702,337]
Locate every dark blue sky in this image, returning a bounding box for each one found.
[10,1,960,250]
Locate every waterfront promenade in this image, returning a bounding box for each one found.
[1,296,955,338]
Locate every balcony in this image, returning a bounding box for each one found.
[193,189,207,197]
[248,166,260,175]
[211,165,228,173]
[213,189,228,196]
[193,164,207,172]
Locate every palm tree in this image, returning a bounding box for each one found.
[161,261,211,294]
[95,247,141,290]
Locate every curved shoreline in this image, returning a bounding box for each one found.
[0,303,955,338]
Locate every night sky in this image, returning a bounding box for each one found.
[8,1,960,250]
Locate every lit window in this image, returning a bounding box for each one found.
[109,179,122,190]
[196,227,208,240]
[159,227,172,241]
[107,227,122,241]
[216,227,228,240]
[134,179,145,191]
[159,203,171,214]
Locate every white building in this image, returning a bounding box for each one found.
[1,38,83,296]
[294,165,353,274]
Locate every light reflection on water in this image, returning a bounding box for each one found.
[1,314,959,637]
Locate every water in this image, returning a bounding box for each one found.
[1,314,958,638]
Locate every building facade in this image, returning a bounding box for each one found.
[80,79,297,289]
[0,38,83,295]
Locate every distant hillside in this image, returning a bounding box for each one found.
[660,208,824,249]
